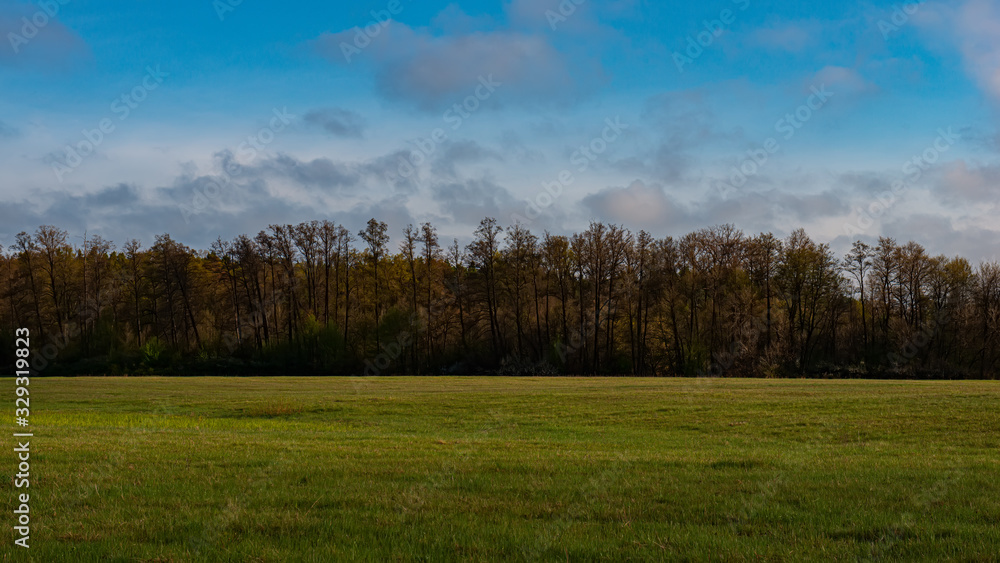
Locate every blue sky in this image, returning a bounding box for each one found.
[1,0,998,260]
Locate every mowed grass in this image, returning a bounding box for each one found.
[3,377,1000,562]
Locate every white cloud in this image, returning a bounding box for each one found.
[809,65,877,96]
[582,180,680,229]
[916,0,1000,102]
[749,21,822,52]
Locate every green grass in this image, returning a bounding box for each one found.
[3,377,1000,561]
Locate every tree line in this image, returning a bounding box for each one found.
[2,220,998,378]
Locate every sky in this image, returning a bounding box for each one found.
[0,0,998,261]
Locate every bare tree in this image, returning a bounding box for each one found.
[359,218,389,353]
[468,217,503,358]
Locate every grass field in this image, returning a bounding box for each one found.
[3,377,1000,561]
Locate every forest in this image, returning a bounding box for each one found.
[2,219,998,378]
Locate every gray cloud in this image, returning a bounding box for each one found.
[582,180,682,231]
[748,20,824,52]
[83,183,139,206]
[699,188,851,228]
[0,2,89,67]
[303,108,365,138]
[614,90,744,184]
[0,183,181,247]
[0,200,40,241]
[310,0,637,110]
[0,174,415,253]
[498,130,546,166]
[505,0,639,35]
[583,179,853,239]
[431,140,502,178]
[431,177,518,225]
[930,160,1000,204]
[335,195,416,238]
[360,149,423,194]
[0,119,17,138]
[957,126,1000,153]
[838,171,895,196]
[251,153,363,191]
[773,190,852,220]
[430,4,497,34]
[880,213,1000,264]
[186,150,415,199]
[314,21,599,109]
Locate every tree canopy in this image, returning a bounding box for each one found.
[2,220,998,378]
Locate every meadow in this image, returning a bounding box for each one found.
[3,377,999,561]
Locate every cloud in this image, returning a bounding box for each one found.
[749,21,822,52]
[505,0,634,35]
[0,183,171,245]
[499,130,546,166]
[431,177,518,225]
[695,188,852,235]
[430,139,502,178]
[83,183,140,206]
[317,23,587,109]
[613,90,740,183]
[194,149,425,199]
[580,176,853,240]
[0,160,419,252]
[0,1,89,67]
[614,143,689,184]
[312,1,616,110]
[880,213,1000,263]
[582,180,682,230]
[931,160,1000,204]
[334,195,416,240]
[916,0,1000,102]
[303,108,365,138]
[360,149,423,194]
[0,119,17,137]
[957,126,1000,153]
[773,190,852,220]
[809,66,878,96]
[949,0,1000,101]
[250,153,363,191]
[431,4,497,34]
[733,16,868,64]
